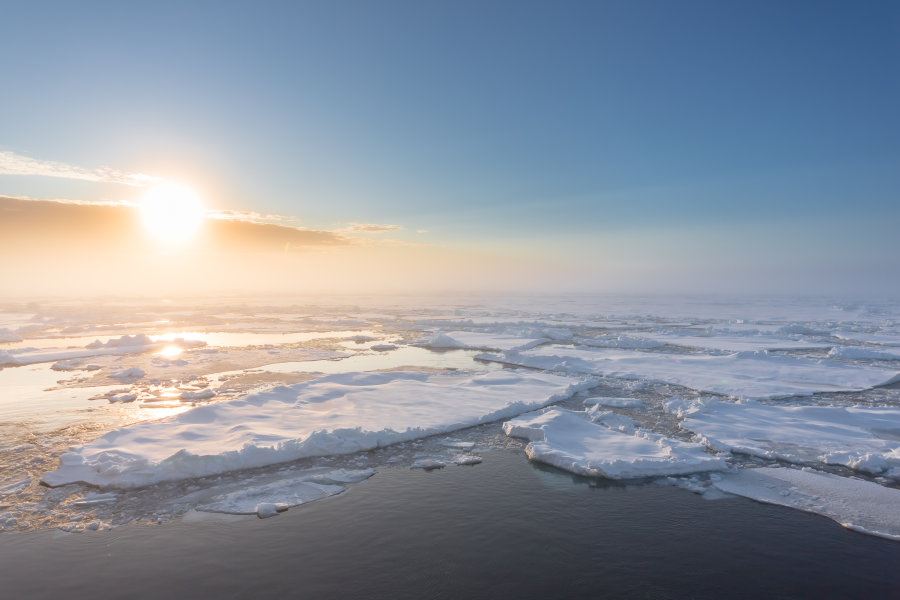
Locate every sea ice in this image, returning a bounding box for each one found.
[42,370,588,488]
[828,346,900,361]
[478,346,900,400]
[583,396,644,408]
[503,408,726,479]
[418,331,545,352]
[666,398,900,475]
[713,467,900,541]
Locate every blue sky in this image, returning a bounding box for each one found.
[1,0,898,294]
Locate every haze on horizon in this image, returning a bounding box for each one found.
[1,1,898,298]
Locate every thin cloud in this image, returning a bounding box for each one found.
[339,222,405,234]
[0,151,161,187]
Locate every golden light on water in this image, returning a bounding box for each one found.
[157,344,184,358]
[140,182,205,244]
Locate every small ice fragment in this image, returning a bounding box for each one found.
[181,389,215,401]
[411,458,445,470]
[453,454,483,466]
[109,393,138,403]
[584,396,643,409]
[370,344,398,351]
[109,367,146,381]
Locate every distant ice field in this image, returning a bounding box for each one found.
[1,295,899,539]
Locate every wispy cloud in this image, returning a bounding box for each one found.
[0,151,161,187]
[339,222,405,234]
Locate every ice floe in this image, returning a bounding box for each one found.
[418,331,546,352]
[665,398,900,475]
[195,469,374,518]
[828,346,900,361]
[713,467,900,541]
[42,370,588,488]
[478,346,900,400]
[503,408,726,479]
[625,334,829,353]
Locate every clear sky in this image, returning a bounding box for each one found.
[1,0,898,296]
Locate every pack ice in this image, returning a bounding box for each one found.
[665,398,900,476]
[478,346,900,400]
[503,408,726,479]
[42,370,588,489]
[713,467,900,541]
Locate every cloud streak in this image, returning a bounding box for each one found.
[338,222,405,234]
[0,151,161,187]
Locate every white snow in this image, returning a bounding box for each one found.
[42,370,589,488]
[503,408,726,479]
[419,331,545,352]
[666,398,900,475]
[478,346,900,400]
[713,467,900,541]
[626,334,829,353]
[109,367,146,381]
[828,346,900,361]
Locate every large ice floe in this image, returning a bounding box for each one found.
[665,398,900,477]
[713,467,900,541]
[478,346,900,400]
[42,370,588,489]
[503,407,726,479]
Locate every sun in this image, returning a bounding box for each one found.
[140,182,205,243]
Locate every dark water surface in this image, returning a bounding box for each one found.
[2,449,899,599]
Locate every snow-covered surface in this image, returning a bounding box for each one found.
[478,346,900,400]
[713,467,900,541]
[828,346,900,360]
[42,370,588,488]
[666,398,900,475]
[626,334,829,353]
[503,408,726,479]
[418,331,545,351]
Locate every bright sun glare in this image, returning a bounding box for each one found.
[140,183,205,243]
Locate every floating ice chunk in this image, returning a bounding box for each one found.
[453,454,482,465]
[478,346,900,400]
[575,335,663,350]
[87,334,154,349]
[668,399,900,475]
[370,344,398,351]
[108,393,138,403]
[828,346,900,360]
[109,367,145,381]
[410,458,445,470]
[419,331,545,352]
[51,358,86,371]
[180,389,215,400]
[196,478,345,517]
[625,334,828,353]
[584,396,643,408]
[713,467,900,541]
[69,492,119,507]
[503,408,726,479]
[43,370,588,488]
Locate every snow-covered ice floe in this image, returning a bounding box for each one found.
[665,398,900,476]
[828,346,900,361]
[713,467,900,541]
[417,331,545,352]
[623,334,830,353]
[478,346,900,400]
[503,408,726,479]
[42,370,590,489]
